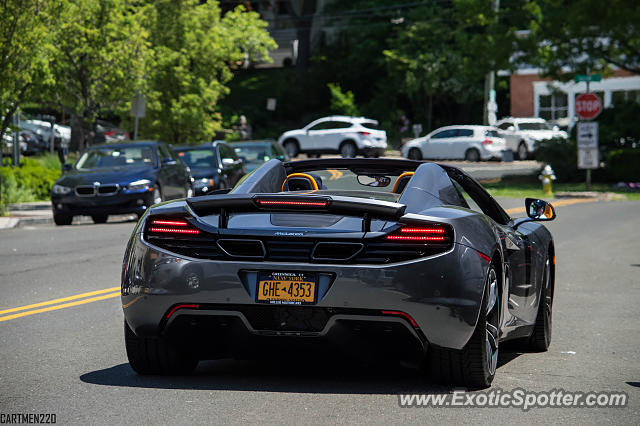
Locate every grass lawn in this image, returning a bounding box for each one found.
[481,176,640,201]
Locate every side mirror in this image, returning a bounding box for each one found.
[275,155,286,161]
[525,198,556,221]
[552,125,560,132]
[507,126,515,132]
[62,163,72,172]
[238,156,247,163]
[221,158,235,166]
[162,158,177,166]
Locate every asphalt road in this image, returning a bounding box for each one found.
[0,199,638,424]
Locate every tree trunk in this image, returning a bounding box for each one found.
[70,114,87,153]
[290,0,317,76]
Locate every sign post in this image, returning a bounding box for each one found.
[576,121,599,190]
[130,92,146,140]
[574,77,602,191]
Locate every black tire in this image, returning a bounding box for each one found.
[427,263,500,388]
[408,148,422,160]
[53,213,73,226]
[124,320,198,375]
[91,214,108,224]
[517,141,529,161]
[465,148,480,162]
[283,139,299,158]
[339,141,357,158]
[528,254,553,351]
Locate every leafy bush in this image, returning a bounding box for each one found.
[328,83,359,117]
[0,154,61,214]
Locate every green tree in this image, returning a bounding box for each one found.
[327,83,359,116]
[0,0,57,141]
[140,1,276,144]
[515,0,640,78]
[48,0,149,152]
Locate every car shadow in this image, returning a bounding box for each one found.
[80,350,523,394]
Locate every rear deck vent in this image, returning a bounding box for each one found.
[312,242,363,261]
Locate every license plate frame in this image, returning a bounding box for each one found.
[256,271,318,305]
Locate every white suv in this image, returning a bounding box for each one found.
[495,117,568,160]
[278,116,387,158]
[401,125,507,162]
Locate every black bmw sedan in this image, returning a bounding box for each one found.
[51,141,193,225]
[172,141,245,196]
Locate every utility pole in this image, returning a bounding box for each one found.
[483,0,500,125]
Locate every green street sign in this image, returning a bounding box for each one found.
[574,73,602,83]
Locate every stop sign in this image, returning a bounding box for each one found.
[575,93,602,120]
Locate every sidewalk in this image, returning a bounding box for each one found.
[0,201,53,229]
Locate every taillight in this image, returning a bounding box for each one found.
[147,218,200,235]
[385,223,452,244]
[482,138,493,145]
[255,198,329,209]
[358,131,371,136]
[104,130,115,136]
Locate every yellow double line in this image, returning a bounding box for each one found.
[0,287,120,323]
[504,197,595,215]
[327,169,343,180]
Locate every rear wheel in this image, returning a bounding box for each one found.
[528,255,553,351]
[91,214,108,224]
[53,213,73,226]
[339,141,357,158]
[427,263,500,388]
[408,148,422,160]
[283,139,299,158]
[517,142,529,160]
[124,320,198,375]
[465,148,480,162]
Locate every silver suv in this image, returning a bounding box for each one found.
[495,117,568,160]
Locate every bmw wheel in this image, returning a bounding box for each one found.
[91,214,108,224]
[53,213,73,226]
[427,262,499,388]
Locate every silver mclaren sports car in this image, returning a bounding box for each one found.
[121,158,556,388]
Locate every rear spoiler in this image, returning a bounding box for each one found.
[186,194,406,231]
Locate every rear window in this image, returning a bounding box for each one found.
[360,121,379,130]
[485,130,500,137]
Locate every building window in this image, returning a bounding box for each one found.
[539,93,568,121]
[612,90,640,105]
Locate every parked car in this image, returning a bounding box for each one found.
[278,115,387,158]
[95,120,129,143]
[231,140,289,172]
[1,131,28,156]
[20,119,71,148]
[401,125,507,161]
[51,141,193,226]
[19,129,47,155]
[495,117,568,160]
[172,141,245,196]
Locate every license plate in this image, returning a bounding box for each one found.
[256,271,317,305]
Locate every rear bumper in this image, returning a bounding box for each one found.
[122,233,489,351]
[161,306,427,363]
